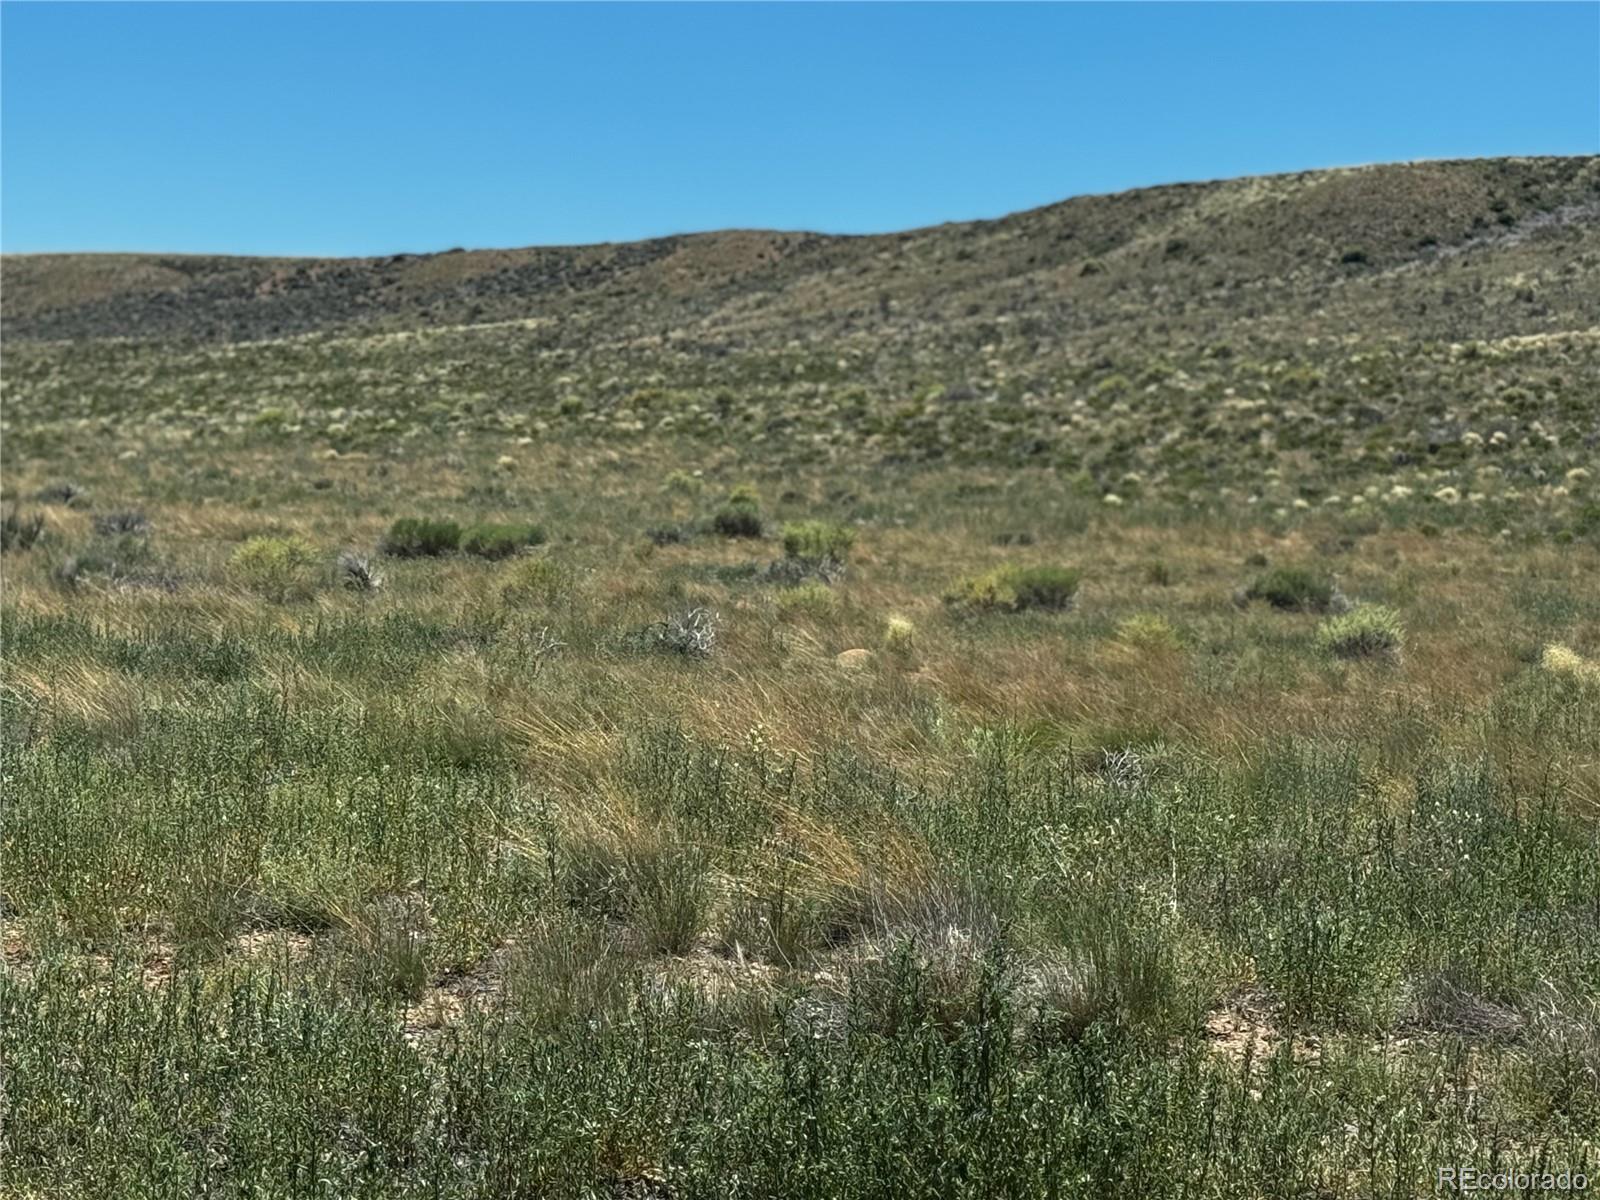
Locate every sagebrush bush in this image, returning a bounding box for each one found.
[630,607,718,657]
[33,481,87,506]
[645,524,691,546]
[1246,566,1335,611]
[781,520,856,563]
[662,469,704,498]
[93,510,151,537]
[711,484,764,538]
[381,517,461,558]
[1315,603,1404,660]
[711,503,762,539]
[50,532,172,591]
[228,536,320,601]
[460,521,545,560]
[1,510,46,552]
[944,565,1080,613]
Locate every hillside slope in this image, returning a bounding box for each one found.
[4,156,1598,502]
[5,156,1598,348]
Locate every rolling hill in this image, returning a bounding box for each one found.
[5,155,1598,348]
[4,156,1598,498]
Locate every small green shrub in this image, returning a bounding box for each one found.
[228,536,320,601]
[776,581,838,619]
[711,504,762,539]
[1316,603,1404,661]
[945,564,1080,613]
[460,521,545,560]
[710,484,764,539]
[781,520,856,563]
[498,556,568,606]
[662,470,704,498]
[1246,566,1334,611]
[883,614,916,658]
[1115,613,1182,652]
[381,517,461,558]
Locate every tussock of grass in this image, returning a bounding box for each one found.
[775,580,838,619]
[1540,642,1600,685]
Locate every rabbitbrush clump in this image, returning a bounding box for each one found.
[945,565,1080,613]
[1315,603,1404,661]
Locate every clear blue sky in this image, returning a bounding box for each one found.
[3,2,1596,256]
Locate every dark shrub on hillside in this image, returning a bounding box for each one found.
[93,510,151,537]
[628,607,718,658]
[460,521,545,560]
[33,482,87,506]
[1,511,46,553]
[711,504,763,539]
[993,530,1036,547]
[645,524,692,547]
[1245,566,1334,611]
[381,518,462,558]
[337,552,384,594]
[1011,566,1082,611]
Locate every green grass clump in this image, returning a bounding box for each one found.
[1315,603,1404,660]
[945,564,1080,613]
[1540,643,1600,686]
[497,556,568,606]
[775,580,839,619]
[662,469,704,497]
[883,614,916,658]
[1115,612,1182,652]
[227,535,319,601]
[1246,566,1335,611]
[781,520,856,563]
[460,521,546,560]
[381,517,462,558]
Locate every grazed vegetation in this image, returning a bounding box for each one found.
[2,156,1598,1197]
